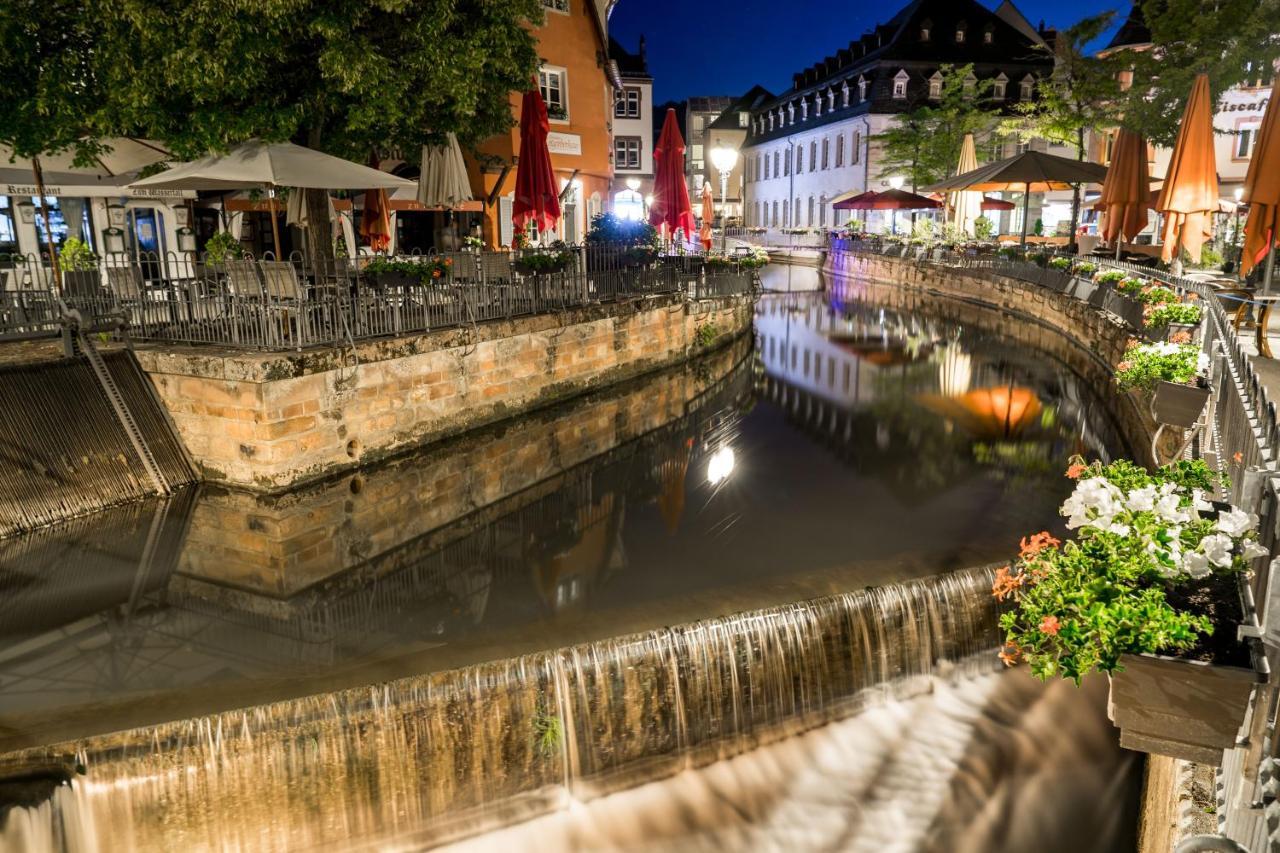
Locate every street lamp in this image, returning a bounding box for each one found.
[709,141,739,252]
[626,177,641,192]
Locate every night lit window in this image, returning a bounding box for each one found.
[614,136,641,169]
[993,73,1008,100]
[614,88,640,119]
[893,71,909,99]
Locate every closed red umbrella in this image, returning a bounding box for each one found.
[360,155,392,253]
[981,196,1016,211]
[650,108,695,239]
[513,86,561,235]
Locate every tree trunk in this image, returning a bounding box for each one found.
[1067,127,1085,254]
[303,126,335,275]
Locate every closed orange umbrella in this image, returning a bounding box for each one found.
[1241,74,1280,284]
[1099,128,1151,250]
[359,155,392,253]
[1157,74,1219,264]
[699,182,714,251]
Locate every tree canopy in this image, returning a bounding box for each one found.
[875,64,996,191]
[94,0,545,159]
[1114,0,1280,147]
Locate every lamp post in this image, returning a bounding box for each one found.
[709,142,739,252]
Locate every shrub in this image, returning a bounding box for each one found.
[1095,269,1127,286]
[586,212,658,247]
[204,231,245,264]
[1033,218,1044,236]
[1048,257,1072,272]
[1115,342,1206,391]
[996,457,1264,682]
[973,216,995,241]
[59,237,97,271]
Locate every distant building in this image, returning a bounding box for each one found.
[742,0,1054,234]
[608,36,654,222]
[681,96,736,202]
[701,86,774,225]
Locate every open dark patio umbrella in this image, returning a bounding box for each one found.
[981,196,1016,211]
[650,109,694,240]
[842,188,941,236]
[925,151,1108,246]
[512,86,561,237]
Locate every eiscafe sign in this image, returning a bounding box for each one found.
[1219,95,1270,116]
[4,183,196,200]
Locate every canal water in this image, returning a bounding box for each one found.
[0,270,1138,851]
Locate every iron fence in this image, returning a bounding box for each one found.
[726,227,830,249]
[0,244,755,351]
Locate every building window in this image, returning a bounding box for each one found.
[808,196,815,225]
[793,197,801,225]
[783,199,790,227]
[920,26,931,41]
[543,0,568,11]
[691,144,704,163]
[738,111,750,127]
[1237,122,1261,158]
[692,115,704,132]
[796,145,803,172]
[539,67,568,120]
[614,136,641,169]
[768,113,775,131]
[955,23,967,43]
[784,147,791,176]
[852,131,861,164]
[821,137,830,169]
[928,71,943,100]
[614,87,641,118]
[773,150,780,176]
[1020,75,1035,100]
[993,73,1008,100]
[819,195,827,226]
[809,140,817,171]
[893,70,909,99]
[31,195,95,254]
[836,134,845,167]
[772,200,779,226]
[800,100,808,121]
[963,72,976,98]
[0,196,17,254]
[760,153,766,180]
[983,27,994,44]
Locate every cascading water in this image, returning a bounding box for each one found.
[1,566,1002,852]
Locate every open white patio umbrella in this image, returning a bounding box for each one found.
[131,140,413,257]
[417,133,473,209]
[1,138,172,289]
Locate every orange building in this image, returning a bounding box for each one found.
[472,0,618,247]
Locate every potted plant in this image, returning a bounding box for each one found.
[1094,269,1127,288]
[204,231,245,266]
[462,235,485,252]
[996,457,1268,763]
[59,238,100,298]
[364,257,425,289]
[1145,302,1203,338]
[1115,341,1211,428]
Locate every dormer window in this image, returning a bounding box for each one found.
[858,76,868,101]
[800,99,808,120]
[928,71,943,100]
[827,89,835,110]
[814,94,822,117]
[983,26,994,44]
[921,26,930,41]
[993,72,1008,100]
[892,70,909,99]
[841,81,850,107]
[963,71,977,98]
[955,22,967,43]
[1020,74,1035,99]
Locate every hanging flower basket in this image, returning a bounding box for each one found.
[1151,380,1210,428]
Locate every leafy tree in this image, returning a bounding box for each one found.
[1114,0,1280,147]
[1000,13,1123,247]
[875,64,997,194]
[0,0,110,285]
[94,0,544,263]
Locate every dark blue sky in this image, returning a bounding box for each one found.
[609,0,1125,103]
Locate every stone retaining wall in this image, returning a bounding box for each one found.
[136,294,753,492]
[826,249,1159,464]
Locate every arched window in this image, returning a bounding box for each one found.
[821,137,830,169]
[852,130,862,164]
[807,196,815,225]
[809,140,817,171]
[955,22,967,43]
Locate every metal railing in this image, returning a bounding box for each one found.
[726,227,830,249]
[0,244,758,351]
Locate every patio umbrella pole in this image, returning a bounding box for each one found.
[1264,246,1277,297]
[1020,184,1030,247]
[268,187,283,259]
[31,156,64,294]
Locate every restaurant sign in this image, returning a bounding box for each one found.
[546,132,582,156]
[4,183,197,200]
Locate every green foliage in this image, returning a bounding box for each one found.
[972,216,995,241]
[364,255,452,282]
[875,64,996,191]
[1115,342,1204,391]
[1032,218,1044,237]
[586,212,659,247]
[59,237,96,271]
[531,709,562,758]
[204,231,245,264]
[694,322,722,348]
[1073,261,1098,277]
[997,457,1257,682]
[1146,302,1203,329]
[1188,246,1224,270]
[1115,0,1280,148]
[513,245,575,276]
[1095,270,1127,286]
[1048,257,1072,272]
[1136,286,1178,305]
[910,217,934,244]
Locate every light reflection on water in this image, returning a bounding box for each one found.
[0,274,1139,851]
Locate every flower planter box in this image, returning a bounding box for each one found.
[1151,380,1210,428]
[369,271,419,290]
[1108,576,1266,764]
[1069,278,1097,302]
[1103,291,1145,329]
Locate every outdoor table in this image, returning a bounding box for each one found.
[1252,295,1280,358]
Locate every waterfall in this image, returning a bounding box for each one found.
[0,566,1002,852]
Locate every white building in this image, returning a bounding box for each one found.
[608,36,654,221]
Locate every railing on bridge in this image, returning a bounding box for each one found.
[0,244,758,351]
[828,235,1280,845]
[725,227,829,249]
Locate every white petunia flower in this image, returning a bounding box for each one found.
[1061,477,1125,530]
[1182,551,1211,578]
[1200,533,1235,568]
[1154,492,1194,524]
[1191,489,1214,513]
[1127,485,1157,512]
[1241,540,1270,561]
[1216,508,1257,538]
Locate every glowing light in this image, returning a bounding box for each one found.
[706,446,736,485]
[626,177,641,192]
[887,175,905,190]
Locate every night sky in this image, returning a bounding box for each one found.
[609,0,1126,103]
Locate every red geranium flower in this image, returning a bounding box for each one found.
[1039,615,1061,636]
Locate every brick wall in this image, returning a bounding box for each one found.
[136,294,753,492]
